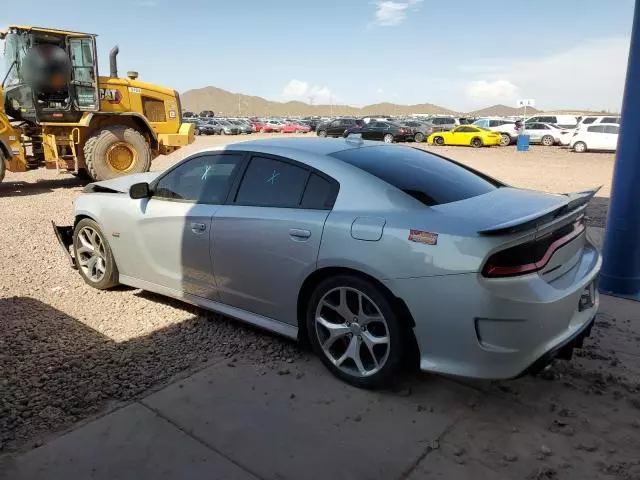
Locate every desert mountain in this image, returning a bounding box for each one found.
[181,87,458,117]
[466,104,540,117]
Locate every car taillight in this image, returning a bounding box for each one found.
[482,218,585,278]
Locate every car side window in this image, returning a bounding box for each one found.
[330,120,340,127]
[488,120,499,127]
[154,153,245,203]
[587,125,605,133]
[235,156,309,207]
[301,174,336,209]
[582,117,596,124]
[602,117,620,124]
[604,125,620,134]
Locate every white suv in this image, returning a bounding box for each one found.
[473,118,519,146]
[570,124,620,153]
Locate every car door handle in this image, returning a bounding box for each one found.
[289,228,311,240]
[190,222,207,234]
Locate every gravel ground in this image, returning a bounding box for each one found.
[0,134,634,472]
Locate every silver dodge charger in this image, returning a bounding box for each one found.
[54,138,601,388]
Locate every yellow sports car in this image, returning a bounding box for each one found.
[427,125,502,147]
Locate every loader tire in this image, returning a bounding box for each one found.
[0,149,6,183]
[83,126,152,181]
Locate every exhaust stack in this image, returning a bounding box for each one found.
[109,45,119,78]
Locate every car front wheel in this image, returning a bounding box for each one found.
[414,132,425,143]
[541,135,555,146]
[573,141,587,153]
[318,130,327,137]
[73,218,119,290]
[500,133,511,146]
[433,136,445,146]
[383,134,394,143]
[306,275,405,389]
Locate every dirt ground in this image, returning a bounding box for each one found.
[1,133,638,479]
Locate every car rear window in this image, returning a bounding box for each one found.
[329,146,499,206]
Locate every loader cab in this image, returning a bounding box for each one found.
[1,26,99,124]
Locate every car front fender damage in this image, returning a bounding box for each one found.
[52,221,76,269]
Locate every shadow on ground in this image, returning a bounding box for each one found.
[0,177,86,198]
[585,196,609,228]
[1,295,640,479]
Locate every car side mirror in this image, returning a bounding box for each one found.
[130,182,151,199]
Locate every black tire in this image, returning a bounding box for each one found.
[306,274,406,389]
[499,133,511,147]
[433,136,445,146]
[72,168,92,181]
[471,137,483,148]
[83,126,152,181]
[541,135,555,146]
[414,132,425,143]
[318,130,327,138]
[0,149,6,183]
[73,218,119,290]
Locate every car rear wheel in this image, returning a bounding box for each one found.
[383,134,394,143]
[306,275,405,389]
[433,136,445,146]
[318,130,327,138]
[541,135,555,146]
[73,218,119,290]
[471,137,483,148]
[414,132,425,143]
[573,141,587,153]
[499,133,511,146]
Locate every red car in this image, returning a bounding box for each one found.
[281,121,311,134]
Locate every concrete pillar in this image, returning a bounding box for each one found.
[599,0,640,300]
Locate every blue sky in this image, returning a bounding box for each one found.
[1,0,635,111]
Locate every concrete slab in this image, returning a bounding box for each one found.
[143,359,475,480]
[0,403,256,480]
[407,451,510,480]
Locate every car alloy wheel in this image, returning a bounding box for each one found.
[574,141,587,153]
[76,225,108,283]
[542,135,554,146]
[318,130,327,137]
[500,133,511,146]
[471,137,483,148]
[383,134,394,143]
[434,136,444,146]
[314,286,391,378]
[414,132,425,143]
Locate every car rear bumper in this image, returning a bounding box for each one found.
[388,240,602,379]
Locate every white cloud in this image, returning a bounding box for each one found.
[372,0,423,27]
[282,79,333,103]
[467,80,518,100]
[464,37,630,111]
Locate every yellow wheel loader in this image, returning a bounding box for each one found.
[0,26,194,183]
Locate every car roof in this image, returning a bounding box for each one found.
[226,137,375,156]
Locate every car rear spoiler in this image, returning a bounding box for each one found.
[478,187,601,235]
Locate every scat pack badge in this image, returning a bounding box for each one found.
[408,230,438,246]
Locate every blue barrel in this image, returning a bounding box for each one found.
[516,134,530,151]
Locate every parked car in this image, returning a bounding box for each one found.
[182,111,196,118]
[397,120,433,142]
[289,121,311,133]
[428,125,501,147]
[523,123,571,146]
[525,115,579,129]
[227,119,253,134]
[345,121,414,143]
[317,118,364,137]
[263,120,284,133]
[473,118,519,146]
[570,124,620,153]
[199,110,216,118]
[212,120,240,135]
[422,116,459,131]
[54,137,601,388]
[183,118,220,136]
[576,115,621,128]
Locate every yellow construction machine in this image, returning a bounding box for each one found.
[0,25,194,183]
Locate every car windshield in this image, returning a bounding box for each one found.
[2,32,29,86]
[329,146,499,206]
